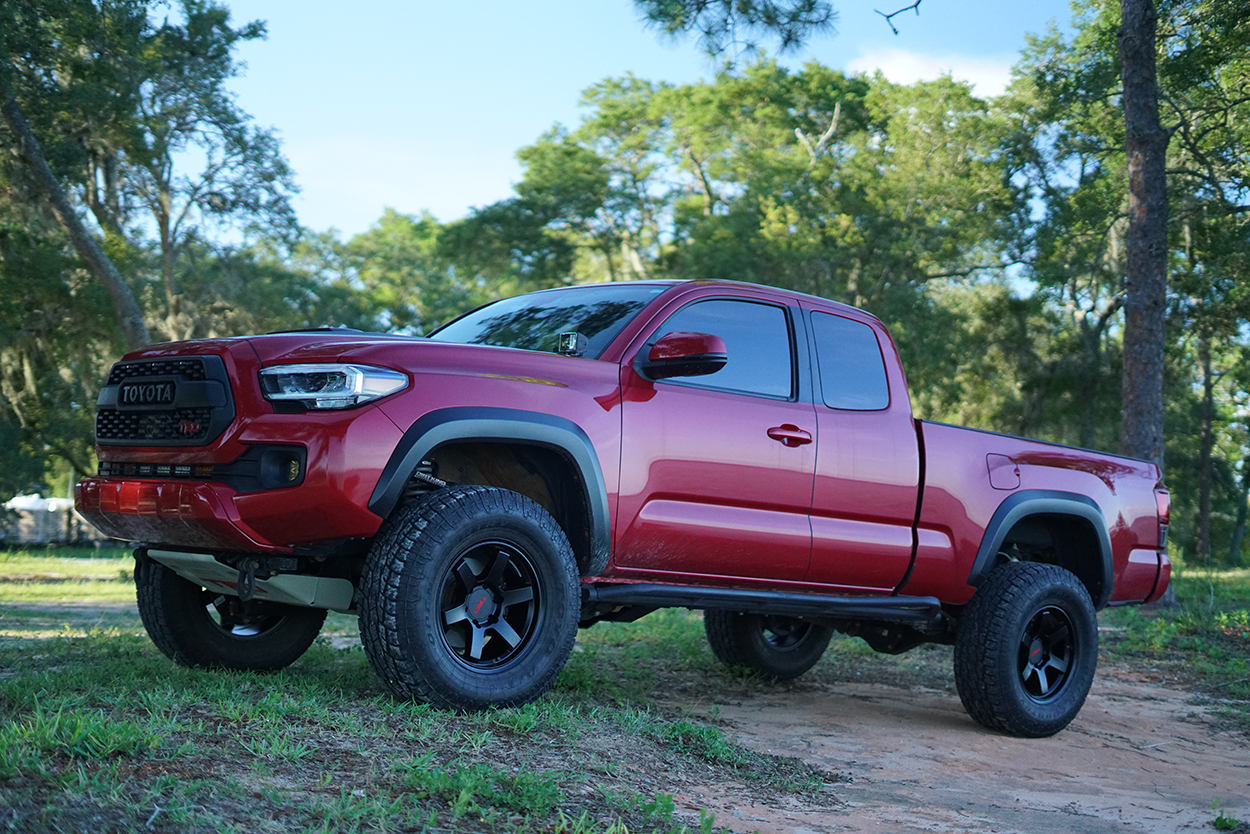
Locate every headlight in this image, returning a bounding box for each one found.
[259,364,408,409]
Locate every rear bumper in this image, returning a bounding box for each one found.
[1146,550,1172,604]
[1113,547,1171,604]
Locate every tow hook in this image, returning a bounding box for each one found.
[232,556,299,602]
[236,557,261,601]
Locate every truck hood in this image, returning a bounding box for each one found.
[241,331,414,364]
[242,333,615,392]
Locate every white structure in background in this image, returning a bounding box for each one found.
[2,494,102,544]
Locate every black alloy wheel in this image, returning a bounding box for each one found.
[439,541,540,669]
[759,615,819,652]
[1018,605,1075,702]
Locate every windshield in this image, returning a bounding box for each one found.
[430,284,667,358]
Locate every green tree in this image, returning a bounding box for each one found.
[0,189,121,491]
[0,0,152,350]
[345,210,485,333]
[0,0,301,499]
[1006,23,1131,451]
[1008,0,1250,563]
[121,0,298,340]
[634,0,836,62]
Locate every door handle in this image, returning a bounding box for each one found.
[767,424,812,447]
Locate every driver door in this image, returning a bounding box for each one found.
[614,296,816,582]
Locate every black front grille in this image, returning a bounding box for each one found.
[96,406,214,442]
[108,359,207,384]
[96,355,234,447]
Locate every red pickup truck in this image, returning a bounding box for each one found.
[76,280,1170,737]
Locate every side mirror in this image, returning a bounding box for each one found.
[640,332,727,380]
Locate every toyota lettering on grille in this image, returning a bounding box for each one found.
[119,381,177,406]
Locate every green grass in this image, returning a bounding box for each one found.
[0,580,137,603]
[0,552,832,833]
[1099,565,1250,730]
[0,544,133,565]
[0,546,135,603]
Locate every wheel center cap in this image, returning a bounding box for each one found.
[467,587,498,624]
[1029,637,1045,664]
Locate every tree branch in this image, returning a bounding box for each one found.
[924,259,1024,279]
[875,0,921,35]
[686,147,718,216]
[1,92,150,350]
[795,102,840,165]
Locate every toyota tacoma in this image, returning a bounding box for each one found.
[76,279,1171,737]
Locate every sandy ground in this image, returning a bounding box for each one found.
[681,666,1250,834]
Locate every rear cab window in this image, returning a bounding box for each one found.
[810,311,890,410]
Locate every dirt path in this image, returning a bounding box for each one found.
[684,666,1250,834]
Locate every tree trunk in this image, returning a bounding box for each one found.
[157,190,185,340]
[1079,317,1099,450]
[1,93,151,351]
[85,150,124,235]
[1228,455,1250,564]
[1195,330,1214,562]
[1117,0,1169,470]
[687,148,717,217]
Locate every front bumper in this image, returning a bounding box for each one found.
[77,405,405,553]
[77,479,279,551]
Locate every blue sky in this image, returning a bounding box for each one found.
[222,1,1074,237]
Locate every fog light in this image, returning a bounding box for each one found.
[259,447,306,489]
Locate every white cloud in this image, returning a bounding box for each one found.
[846,48,1015,98]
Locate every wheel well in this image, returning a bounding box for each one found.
[996,514,1103,605]
[411,442,597,574]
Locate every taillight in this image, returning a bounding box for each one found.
[1155,487,1170,548]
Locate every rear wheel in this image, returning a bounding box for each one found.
[704,610,833,680]
[954,561,1098,737]
[358,486,579,709]
[134,555,326,671]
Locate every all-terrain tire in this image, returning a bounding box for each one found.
[358,486,579,710]
[954,561,1098,738]
[704,610,833,681]
[134,554,326,671]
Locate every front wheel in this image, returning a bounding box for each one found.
[954,561,1098,738]
[135,556,326,671]
[358,486,579,710]
[704,610,833,681]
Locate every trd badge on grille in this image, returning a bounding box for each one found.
[119,381,176,406]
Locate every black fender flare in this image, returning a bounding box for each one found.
[968,490,1113,609]
[368,407,611,575]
